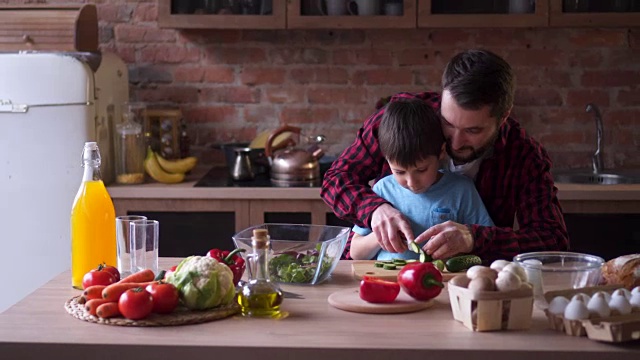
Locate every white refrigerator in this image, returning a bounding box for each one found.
[0,52,128,312]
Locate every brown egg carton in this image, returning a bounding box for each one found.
[543,285,640,342]
[448,277,534,332]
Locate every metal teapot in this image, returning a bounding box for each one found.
[265,125,325,187]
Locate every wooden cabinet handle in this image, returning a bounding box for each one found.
[22,34,34,45]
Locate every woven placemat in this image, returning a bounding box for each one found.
[64,296,240,327]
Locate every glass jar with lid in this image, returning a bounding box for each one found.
[114,102,146,184]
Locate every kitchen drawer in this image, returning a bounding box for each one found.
[564,213,640,260]
[128,211,236,258]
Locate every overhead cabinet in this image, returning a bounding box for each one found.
[157,0,640,29]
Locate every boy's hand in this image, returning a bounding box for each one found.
[371,204,413,253]
[415,221,474,260]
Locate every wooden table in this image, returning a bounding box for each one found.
[1,260,639,360]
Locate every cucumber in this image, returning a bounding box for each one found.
[374,262,385,268]
[445,255,482,273]
[408,241,432,263]
[419,251,433,263]
[382,263,397,270]
[432,259,445,272]
[408,241,421,254]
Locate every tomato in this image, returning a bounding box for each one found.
[101,264,120,282]
[118,288,153,320]
[82,266,117,289]
[145,282,179,314]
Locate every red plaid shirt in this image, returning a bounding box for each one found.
[321,92,569,263]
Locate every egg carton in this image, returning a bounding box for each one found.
[448,279,533,332]
[543,285,640,342]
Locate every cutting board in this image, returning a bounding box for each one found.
[328,288,435,314]
[351,260,462,282]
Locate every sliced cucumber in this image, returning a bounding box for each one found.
[382,263,397,270]
[432,259,445,271]
[374,262,385,268]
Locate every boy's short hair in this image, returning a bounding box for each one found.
[378,98,445,168]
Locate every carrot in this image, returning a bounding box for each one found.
[96,302,120,319]
[102,282,155,302]
[117,269,155,284]
[83,285,107,300]
[85,299,111,316]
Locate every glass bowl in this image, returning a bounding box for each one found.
[513,251,605,309]
[232,223,349,285]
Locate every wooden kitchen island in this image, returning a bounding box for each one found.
[1,260,639,360]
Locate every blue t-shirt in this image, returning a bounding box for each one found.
[352,171,494,261]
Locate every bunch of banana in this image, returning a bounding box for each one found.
[144,147,198,184]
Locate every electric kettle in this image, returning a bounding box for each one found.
[265,125,325,187]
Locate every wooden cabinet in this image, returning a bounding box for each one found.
[112,197,340,257]
[418,0,549,27]
[113,198,250,256]
[157,1,640,29]
[549,0,640,27]
[287,0,417,29]
[157,0,286,29]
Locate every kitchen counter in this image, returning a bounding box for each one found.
[1,259,639,360]
[107,167,640,215]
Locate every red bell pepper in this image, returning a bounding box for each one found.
[397,262,444,301]
[359,276,400,304]
[207,248,246,285]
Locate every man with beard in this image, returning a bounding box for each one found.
[321,49,569,263]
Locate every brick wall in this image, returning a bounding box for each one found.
[11,1,640,169]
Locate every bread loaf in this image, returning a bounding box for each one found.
[601,254,640,290]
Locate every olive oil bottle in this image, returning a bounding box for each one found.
[237,229,283,317]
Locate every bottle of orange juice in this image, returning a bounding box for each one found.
[70,142,116,289]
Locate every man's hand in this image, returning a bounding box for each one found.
[371,204,413,253]
[415,221,474,260]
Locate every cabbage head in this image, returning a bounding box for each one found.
[166,256,235,310]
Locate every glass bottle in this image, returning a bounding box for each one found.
[237,229,284,317]
[114,102,145,184]
[70,142,117,289]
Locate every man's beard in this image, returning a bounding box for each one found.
[446,131,499,164]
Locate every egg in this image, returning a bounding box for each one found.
[594,291,611,303]
[564,296,590,320]
[609,295,632,315]
[548,296,569,315]
[572,292,591,305]
[631,286,640,297]
[629,292,640,311]
[587,292,611,318]
[612,288,631,301]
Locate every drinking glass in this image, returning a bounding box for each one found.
[130,219,159,276]
[116,215,147,277]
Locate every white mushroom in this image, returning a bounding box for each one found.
[466,265,498,281]
[495,270,521,292]
[468,276,496,292]
[502,263,528,283]
[489,259,511,272]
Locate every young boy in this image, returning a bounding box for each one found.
[350,98,494,261]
